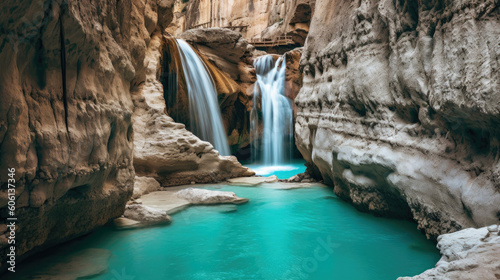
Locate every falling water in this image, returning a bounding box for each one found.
[251,55,293,165]
[176,39,230,156]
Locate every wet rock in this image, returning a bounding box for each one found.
[123,204,172,223]
[175,188,249,205]
[24,248,111,280]
[399,226,500,280]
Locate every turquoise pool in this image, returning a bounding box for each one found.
[13,184,439,280]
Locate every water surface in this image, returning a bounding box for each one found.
[14,185,439,280]
[244,160,307,179]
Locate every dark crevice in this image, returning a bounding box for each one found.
[59,7,69,135]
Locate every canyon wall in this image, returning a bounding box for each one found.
[171,0,315,44]
[0,0,175,269]
[296,0,500,239]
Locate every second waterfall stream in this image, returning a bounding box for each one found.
[176,39,230,156]
[251,55,294,165]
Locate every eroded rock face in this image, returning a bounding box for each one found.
[132,32,255,187]
[296,0,500,239]
[398,225,500,280]
[0,0,173,270]
[171,0,315,45]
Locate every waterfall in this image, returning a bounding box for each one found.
[176,39,230,156]
[251,55,293,165]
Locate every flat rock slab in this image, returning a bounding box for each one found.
[227,175,279,186]
[260,182,325,190]
[140,189,191,215]
[176,188,249,204]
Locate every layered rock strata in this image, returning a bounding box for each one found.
[295,0,500,239]
[0,0,174,271]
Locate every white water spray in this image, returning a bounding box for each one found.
[251,55,293,165]
[176,39,230,156]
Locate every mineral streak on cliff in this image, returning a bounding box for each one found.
[295,0,500,239]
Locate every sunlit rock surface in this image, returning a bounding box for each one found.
[0,0,174,271]
[175,188,249,204]
[123,203,172,225]
[399,225,500,280]
[295,0,500,239]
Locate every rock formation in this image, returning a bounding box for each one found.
[0,0,174,271]
[132,31,255,186]
[399,225,500,280]
[168,28,255,151]
[175,187,249,204]
[171,0,315,45]
[0,0,254,271]
[295,0,500,239]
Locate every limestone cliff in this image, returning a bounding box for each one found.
[171,0,315,45]
[295,0,500,239]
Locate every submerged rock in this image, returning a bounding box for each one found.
[399,225,500,280]
[175,188,249,205]
[24,248,111,280]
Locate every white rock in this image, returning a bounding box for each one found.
[227,175,279,186]
[175,188,249,205]
[398,226,500,280]
[123,204,172,224]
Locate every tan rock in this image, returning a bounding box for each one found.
[132,33,254,187]
[0,0,174,270]
[133,176,161,199]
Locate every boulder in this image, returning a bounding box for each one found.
[123,203,172,223]
[175,188,249,205]
[133,176,161,199]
